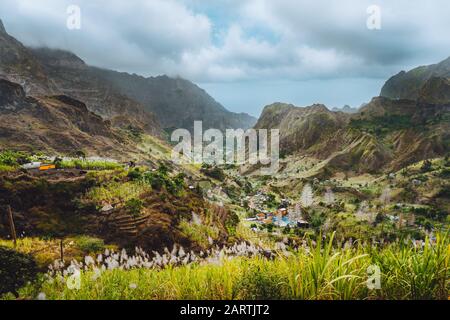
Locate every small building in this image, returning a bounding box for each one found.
[39,164,56,171]
[256,213,266,221]
[21,162,42,170]
[277,208,288,216]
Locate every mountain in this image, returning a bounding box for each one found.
[29,47,256,132]
[0,19,256,142]
[381,56,450,100]
[255,103,349,154]
[418,76,450,105]
[253,56,450,174]
[91,70,257,131]
[332,105,359,113]
[255,77,450,174]
[0,79,139,157]
[29,48,161,137]
[0,20,161,138]
[0,19,54,96]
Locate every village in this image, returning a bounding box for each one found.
[244,191,309,230]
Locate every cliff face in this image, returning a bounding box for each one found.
[0,79,138,157]
[0,19,54,96]
[81,69,257,131]
[0,20,162,138]
[255,92,449,173]
[380,56,450,100]
[29,47,256,133]
[254,103,350,154]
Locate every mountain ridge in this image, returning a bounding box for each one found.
[255,73,450,174]
[381,56,450,100]
[0,18,256,142]
[27,45,256,131]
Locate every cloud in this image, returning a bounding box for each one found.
[0,0,449,83]
[0,0,212,75]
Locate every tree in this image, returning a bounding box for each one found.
[420,159,432,172]
[300,183,314,208]
[323,187,335,206]
[73,150,86,159]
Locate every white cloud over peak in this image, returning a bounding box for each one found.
[1,0,449,113]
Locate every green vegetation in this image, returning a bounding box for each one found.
[10,233,449,300]
[0,238,117,270]
[201,164,226,181]
[72,236,106,253]
[84,181,150,205]
[0,150,31,171]
[0,246,38,296]
[59,159,122,170]
[350,115,413,136]
[179,220,220,249]
[141,165,185,195]
[125,198,144,217]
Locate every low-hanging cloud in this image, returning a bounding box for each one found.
[0,0,449,83]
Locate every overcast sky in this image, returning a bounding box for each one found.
[1,0,449,116]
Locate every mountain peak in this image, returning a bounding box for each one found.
[381,56,450,100]
[30,47,86,69]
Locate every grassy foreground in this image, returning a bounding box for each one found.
[13,234,449,300]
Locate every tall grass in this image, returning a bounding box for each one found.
[14,233,449,300]
[59,159,122,171]
[83,181,150,204]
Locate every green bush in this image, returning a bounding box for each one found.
[125,198,144,217]
[234,263,283,299]
[201,165,226,181]
[142,166,184,195]
[420,159,432,173]
[0,246,38,296]
[74,236,106,253]
[127,168,143,181]
[0,151,30,167]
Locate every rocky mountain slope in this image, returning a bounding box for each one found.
[92,70,257,131]
[0,18,255,142]
[254,103,350,154]
[0,79,140,157]
[0,20,54,96]
[0,20,161,138]
[28,46,255,132]
[29,48,161,137]
[381,56,450,100]
[255,60,450,174]
[332,105,359,114]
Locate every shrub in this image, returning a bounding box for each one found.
[439,168,450,178]
[201,166,226,181]
[127,168,143,181]
[420,159,432,172]
[0,246,38,296]
[73,236,106,253]
[125,198,144,217]
[234,263,283,299]
[0,150,30,167]
[142,167,184,195]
